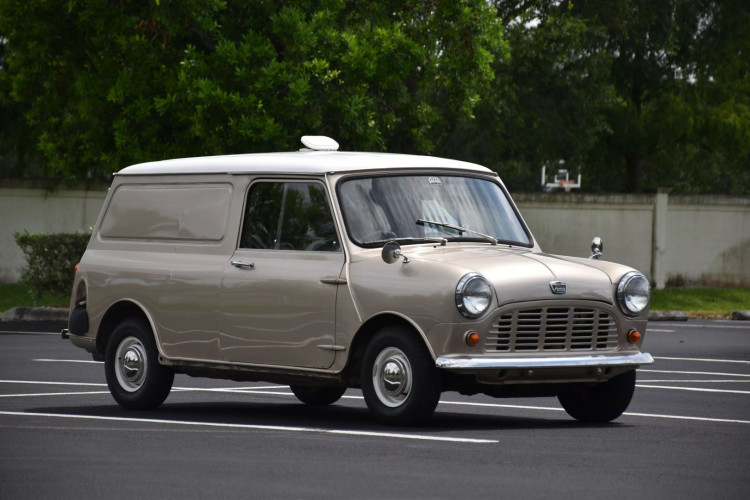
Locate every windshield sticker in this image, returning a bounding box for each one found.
[428,177,442,185]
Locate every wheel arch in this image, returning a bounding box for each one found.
[96,300,159,357]
[344,312,433,386]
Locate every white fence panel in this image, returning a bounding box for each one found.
[2,187,749,287]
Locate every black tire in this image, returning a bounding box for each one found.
[557,370,636,423]
[361,325,442,425]
[290,385,347,406]
[105,318,174,410]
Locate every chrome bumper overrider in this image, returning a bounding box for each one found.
[435,352,654,370]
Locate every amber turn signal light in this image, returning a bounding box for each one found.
[627,329,642,344]
[465,331,480,346]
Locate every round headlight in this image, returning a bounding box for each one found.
[617,272,650,315]
[456,273,493,319]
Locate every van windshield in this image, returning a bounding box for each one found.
[338,175,531,247]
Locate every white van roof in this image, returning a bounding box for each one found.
[116,151,492,176]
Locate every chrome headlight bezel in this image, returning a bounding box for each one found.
[455,273,493,319]
[617,271,651,316]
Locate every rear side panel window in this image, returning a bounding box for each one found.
[100,184,232,241]
[240,181,340,252]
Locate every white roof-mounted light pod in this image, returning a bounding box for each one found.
[301,136,339,151]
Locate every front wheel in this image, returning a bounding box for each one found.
[290,385,346,406]
[557,370,636,423]
[361,326,442,425]
[105,318,174,410]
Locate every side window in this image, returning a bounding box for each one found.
[240,181,340,252]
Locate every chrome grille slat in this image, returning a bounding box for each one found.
[487,306,618,353]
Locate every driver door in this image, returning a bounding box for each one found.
[219,179,344,369]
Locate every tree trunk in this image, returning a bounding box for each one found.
[625,155,640,192]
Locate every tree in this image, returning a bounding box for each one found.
[2,0,746,194]
[0,0,504,182]
[484,0,749,194]
[672,0,750,195]
[455,1,617,192]
[575,0,749,194]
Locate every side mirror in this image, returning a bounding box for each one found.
[382,241,410,264]
[589,236,603,260]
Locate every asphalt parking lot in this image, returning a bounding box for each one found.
[1,319,748,499]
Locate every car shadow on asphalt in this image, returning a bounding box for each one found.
[27,399,633,433]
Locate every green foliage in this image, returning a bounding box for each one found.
[0,0,747,194]
[651,288,750,318]
[13,231,91,302]
[484,0,750,194]
[458,1,618,191]
[0,283,69,313]
[0,0,503,181]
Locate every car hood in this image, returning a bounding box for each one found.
[413,245,615,305]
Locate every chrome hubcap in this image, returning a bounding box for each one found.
[372,347,412,407]
[115,336,147,392]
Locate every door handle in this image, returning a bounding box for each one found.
[231,260,255,270]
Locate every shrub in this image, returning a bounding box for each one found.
[14,231,91,302]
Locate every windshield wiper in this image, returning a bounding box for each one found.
[362,236,447,247]
[416,218,498,245]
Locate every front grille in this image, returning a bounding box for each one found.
[486,306,618,352]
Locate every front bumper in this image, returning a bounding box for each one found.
[435,351,653,370]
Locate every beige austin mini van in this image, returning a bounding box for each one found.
[64,136,652,425]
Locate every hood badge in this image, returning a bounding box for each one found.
[550,281,567,295]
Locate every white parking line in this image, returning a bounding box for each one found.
[2,381,748,426]
[640,369,750,378]
[0,389,291,398]
[440,400,750,424]
[0,331,61,336]
[6,377,750,399]
[176,386,288,393]
[623,412,750,425]
[0,379,284,391]
[0,391,111,398]
[640,380,750,384]
[32,355,750,367]
[34,358,102,364]
[636,384,750,395]
[654,356,750,365]
[0,411,498,444]
[0,380,106,387]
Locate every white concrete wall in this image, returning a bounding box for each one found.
[515,192,750,287]
[1,187,748,287]
[662,196,750,287]
[0,187,106,283]
[515,194,655,278]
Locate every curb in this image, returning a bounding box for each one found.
[648,310,688,321]
[1,306,69,322]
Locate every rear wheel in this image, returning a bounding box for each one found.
[290,385,346,406]
[105,318,174,410]
[361,326,441,425]
[557,370,636,423]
